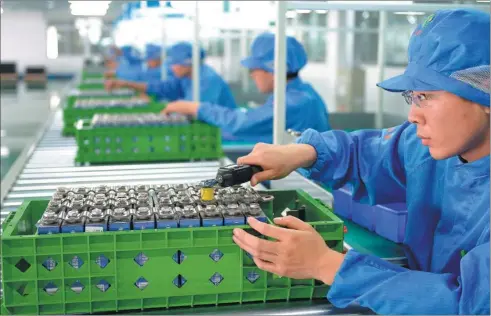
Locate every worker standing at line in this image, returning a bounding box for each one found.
[233,9,490,314]
[105,42,237,108]
[162,32,331,143]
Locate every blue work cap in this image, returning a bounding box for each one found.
[241,32,307,74]
[145,44,162,61]
[165,42,206,66]
[377,9,490,107]
[120,45,142,65]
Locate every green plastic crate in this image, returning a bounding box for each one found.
[63,100,164,137]
[75,119,223,163]
[82,72,104,80]
[78,83,105,90]
[1,190,343,315]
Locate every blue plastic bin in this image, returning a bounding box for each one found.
[332,186,353,219]
[373,203,408,243]
[351,200,375,231]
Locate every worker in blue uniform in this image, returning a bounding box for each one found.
[162,32,331,143]
[114,45,143,81]
[105,42,237,108]
[233,9,490,314]
[138,43,174,82]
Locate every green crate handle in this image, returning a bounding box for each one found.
[1,212,16,230]
[314,198,333,212]
[75,119,91,131]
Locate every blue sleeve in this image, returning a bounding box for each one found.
[146,78,183,101]
[197,102,274,142]
[328,244,490,314]
[297,122,410,205]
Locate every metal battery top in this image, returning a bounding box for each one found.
[65,210,83,223]
[157,191,172,199]
[203,205,220,217]
[174,184,188,192]
[137,192,149,199]
[95,185,110,195]
[52,192,65,202]
[155,184,170,192]
[71,200,84,212]
[74,187,88,195]
[111,208,130,221]
[41,211,60,225]
[116,185,130,193]
[88,208,105,222]
[157,207,175,219]
[181,205,196,218]
[56,187,70,196]
[115,199,129,209]
[241,193,259,204]
[246,203,262,216]
[95,193,106,200]
[220,194,238,205]
[223,204,242,216]
[136,185,148,193]
[158,197,173,206]
[47,200,62,213]
[135,207,152,220]
[116,192,128,199]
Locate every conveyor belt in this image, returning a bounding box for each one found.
[0,111,231,221]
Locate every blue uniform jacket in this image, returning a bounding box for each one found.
[297,122,490,314]
[197,77,331,143]
[146,64,236,109]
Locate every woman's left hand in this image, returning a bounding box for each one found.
[233,216,345,285]
[161,100,200,116]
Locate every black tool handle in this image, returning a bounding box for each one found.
[216,164,263,187]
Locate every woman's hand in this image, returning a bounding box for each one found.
[237,142,318,186]
[161,100,200,117]
[233,216,345,284]
[104,79,122,91]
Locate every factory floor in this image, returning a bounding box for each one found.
[1,80,71,179]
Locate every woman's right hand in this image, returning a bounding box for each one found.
[237,143,318,186]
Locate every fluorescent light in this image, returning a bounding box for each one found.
[476,0,490,3]
[286,10,297,18]
[315,10,328,14]
[1,7,3,14]
[1,146,10,157]
[296,9,311,14]
[47,26,58,59]
[394,11,426,15]
[69,1,111,17]
[328,1,413,4]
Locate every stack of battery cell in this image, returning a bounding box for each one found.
[74,97,149,110]
[36,184,269,234]
[91,113,190,128]
[71,88,135,98]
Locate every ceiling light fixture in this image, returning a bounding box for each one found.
[69,1,111,17]
[394,11,426,15]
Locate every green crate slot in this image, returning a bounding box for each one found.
[1,190,343,314]
[74,119,223,164]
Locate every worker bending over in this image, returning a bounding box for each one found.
[113,45,143,82]
[105,42,237,108]
[163,32,331,143]
[234,9,490,314]
[138,43,174,82]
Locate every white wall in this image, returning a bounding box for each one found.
[0,11,47,74]
[363,65,409,117]
[0,11,84,75]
